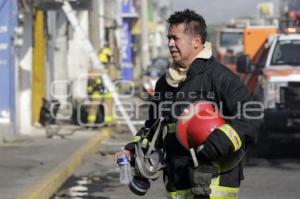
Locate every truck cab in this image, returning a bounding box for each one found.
[260,33,300,133]
[237,32,300,156]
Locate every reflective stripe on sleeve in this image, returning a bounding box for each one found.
[218,124,242,152]
[167,189,194,199]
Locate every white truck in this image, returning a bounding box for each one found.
[237,32,300,157]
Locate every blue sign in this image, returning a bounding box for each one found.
[120,20,133,80]
[121,0,132,14]
[0,0,17,124]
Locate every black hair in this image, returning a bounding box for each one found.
[167,9,207,44]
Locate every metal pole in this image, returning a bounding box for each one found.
[141,0,149,72]
[98,0,105,49]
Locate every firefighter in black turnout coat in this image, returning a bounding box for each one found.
[116,9,261,199]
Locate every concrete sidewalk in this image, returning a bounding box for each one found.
[0,127,111,199]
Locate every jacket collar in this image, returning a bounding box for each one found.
[186,42,213,77]
[195,42,213,59]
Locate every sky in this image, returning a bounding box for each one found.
[171,0,280,24]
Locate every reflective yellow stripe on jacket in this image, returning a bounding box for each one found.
[167,189,194,199]
[104,115,113,123]
[210,175,239,199]
[87,114,97,123]
[167,176,239,199]
[218,124,242,152]
[90,91,112,99]
[91,91,102,99]
[210,186,239,199]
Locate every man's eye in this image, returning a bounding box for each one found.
[167,36,178,41]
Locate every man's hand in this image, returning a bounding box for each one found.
[188,163,214,198]
[114,149,134,162]
[188,152,215,198]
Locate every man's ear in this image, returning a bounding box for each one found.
[193,36,202,49]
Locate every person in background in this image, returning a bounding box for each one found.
[98,44,113,67]
[97,43,114,124]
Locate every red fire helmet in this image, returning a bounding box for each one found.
[176,101,225,150]
[176,101,244,172]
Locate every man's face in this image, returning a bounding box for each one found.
[167,23,200,68]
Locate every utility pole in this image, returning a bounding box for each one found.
[98,0,105,49]
[141,0,150,73]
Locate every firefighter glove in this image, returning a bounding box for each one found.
[188,160,214,197]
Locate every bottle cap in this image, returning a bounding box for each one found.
[117,154,129,165]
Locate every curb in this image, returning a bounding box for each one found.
[16,127,111,199]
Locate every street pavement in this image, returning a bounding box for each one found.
[0,126,110,199]
[240,158,300,198]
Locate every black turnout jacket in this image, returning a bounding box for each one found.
[127,56,261,192]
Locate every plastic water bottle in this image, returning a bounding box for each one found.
[117,150,132,184]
